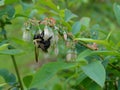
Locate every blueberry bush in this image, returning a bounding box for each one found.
[0,0,120,90]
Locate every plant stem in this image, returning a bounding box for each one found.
[11,55,24,90]
[108,63,120,72]
[2,27,24,90]
[66,32,120,72]
[35,46,39,62]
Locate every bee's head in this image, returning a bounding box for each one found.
[33,31,44,40]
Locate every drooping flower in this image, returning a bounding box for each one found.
[63,31,67,41]
[66,49,77,62]
[22,29,31,42]
[87,43,98,50]
[44,25,52,40]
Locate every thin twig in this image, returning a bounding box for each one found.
[108,63,120,72]
[65,32,120,72]
[11,55,24,90]
[2,27,24,90]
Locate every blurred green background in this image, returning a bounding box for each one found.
[0,0,120,74]
[0,0,120,85]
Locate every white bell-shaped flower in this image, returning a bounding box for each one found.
[23,30,31,42]
[44,25,51,40]
[63,31,67,40]
[66,49,77,62]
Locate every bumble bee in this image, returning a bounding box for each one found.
[33,31,52,62]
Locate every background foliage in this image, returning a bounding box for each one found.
[0,0,120,90]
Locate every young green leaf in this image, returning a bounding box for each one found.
[76,49,92,61]
[113,3,120,25]
[0,0,5,6]
[5,0,18,5]
[64,9,77,22]
[91,51,120,56]
[0,49,24,55]
[23,75,33,88]
[30,62,75,89]
[37,0,58,12]
[74,38,109,46]
[80,17,90,28]
[72,21,81,35]
[6,5,15,19]
[0,69,16,85]
[81,61,106,87]
[0,44,9,51]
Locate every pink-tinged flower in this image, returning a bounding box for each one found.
[49,17,56,26]
[87,43,98,50]
[39,17,56,27]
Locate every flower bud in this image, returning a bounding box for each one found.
[66,50,77,62]
[54,26,59,30]
[63,31,67,40]
[87,43,98,50]
[23,30,31,42]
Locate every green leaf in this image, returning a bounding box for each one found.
[23,75,33,88]
[91,51,120,56]
[76,72,87,85]
[72,21,81,35]
[90,24,99,39]
[113,3,120,25]
[0,0,5,6]
[14,13,28,18]
[0,44,9,50]
[0,83,6,87]
[76,49,92,61]
[80,17,90,28]
[0,49,24,55]
[0,5,15,19]
[0,69,16,85]
[53,84,63,90]
[81,61,106,87]
[64,9,77,22]
[5,0,19,5]
[74,38,109,46]
[38,0,58,12]
[30,62,75,88]
[118,80,120,90]
[82,78,102,90]
[0,8,6,18]
[6,5,15,18]
[20,1,34,10]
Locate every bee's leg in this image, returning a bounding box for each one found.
[35,46,39,63]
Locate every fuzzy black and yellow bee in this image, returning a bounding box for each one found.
[33,31,52,62]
